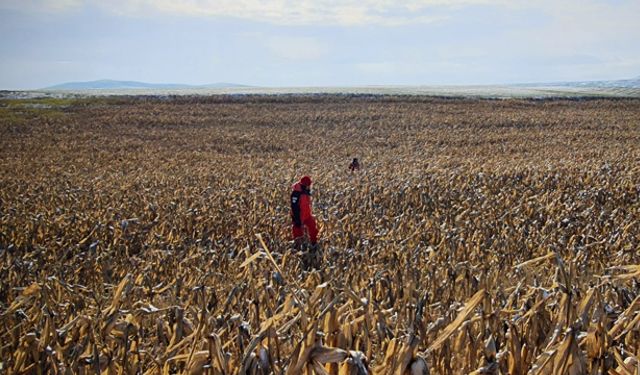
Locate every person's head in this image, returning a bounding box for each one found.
[300,176,312,188]
[353,158,358,163]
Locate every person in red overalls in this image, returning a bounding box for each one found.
[291,176,318,249]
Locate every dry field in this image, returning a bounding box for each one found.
[1,95,640,374]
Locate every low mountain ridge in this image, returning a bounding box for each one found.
[512,77,640,89]
[45,79,249,90]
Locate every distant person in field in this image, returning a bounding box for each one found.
[349,158,360,172]
[290,176,318,249]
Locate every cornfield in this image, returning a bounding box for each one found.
[1,95,639,374]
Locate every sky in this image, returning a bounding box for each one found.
[0,0,639,89]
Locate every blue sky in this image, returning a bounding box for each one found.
[0,0,639,89]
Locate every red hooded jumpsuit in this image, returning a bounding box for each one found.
[291,176,318,244]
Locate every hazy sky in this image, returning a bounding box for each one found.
[1,0,639,89]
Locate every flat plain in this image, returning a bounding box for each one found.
[1,95,639,374]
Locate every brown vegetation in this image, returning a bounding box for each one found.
[1,95,639,374]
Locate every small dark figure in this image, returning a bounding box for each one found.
[349,158,360,172]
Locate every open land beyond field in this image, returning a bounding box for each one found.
[1,95,640,374]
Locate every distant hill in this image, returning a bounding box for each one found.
[45,79,249,90]
[557,78,640,89]
[513,77,640,89]
[45,77,640,91]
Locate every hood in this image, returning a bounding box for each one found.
[291,182,310,194]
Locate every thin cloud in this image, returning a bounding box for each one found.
[119,0,454,26]
[0,0,504,25]
[0,0,83,12]
[5,0,640,32]
[264,36,329,60]
[355,62,397,74]
[4,0,639,31]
